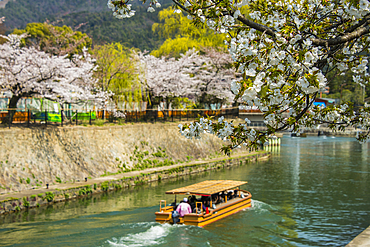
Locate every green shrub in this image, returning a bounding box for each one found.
[36,203,40,207]
[23,197,30,208]
[134,180,145,186]
[78,188,86,196]
[64,193,70,199]
[37,193,44,198]
[26,178,31,184]
[30,195,37,199]
[94,183,97,190]
[152,150,166,158]
[101,181,109,191]
[43,192,55,202]
[14,206,20,211]
[55,177,62,183]
[85,185,92,194]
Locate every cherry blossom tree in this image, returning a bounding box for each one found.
[0,34,107,123]
[108,0,370,152]
[138,48,238,107]
[137,49,205,104]
[194,48,240,106]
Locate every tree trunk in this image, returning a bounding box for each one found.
[2,95,21,124]
[146,90,154,109]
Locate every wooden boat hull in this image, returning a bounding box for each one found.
[155,192,252,227]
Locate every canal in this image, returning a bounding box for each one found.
[0,136,369,246]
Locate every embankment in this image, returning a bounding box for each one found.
[0,151,269,215]
[1,123,241,194]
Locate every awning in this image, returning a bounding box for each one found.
[313,102,326,107]
[165,180,248,196]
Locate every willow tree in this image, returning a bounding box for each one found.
[151,7,226,57]
[92,42,143,104]
[108,0,370,152]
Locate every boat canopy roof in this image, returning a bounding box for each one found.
[165,180,247,196]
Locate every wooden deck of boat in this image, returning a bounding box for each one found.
[181,194,252,227]
[192,195,250,215]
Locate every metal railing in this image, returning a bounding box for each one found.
[0,107,240,129]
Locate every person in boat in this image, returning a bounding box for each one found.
[220,191,227,202]
[201,196,211,208]
[212,193,221,205]
[227,190,234,200]
[211,194,218,204]
[234,189,239,198]
[188,195,196,211]
[176,197,192,217]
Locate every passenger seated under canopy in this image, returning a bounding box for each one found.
[176,198,192,217]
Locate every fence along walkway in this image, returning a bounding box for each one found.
[0,107,239,128]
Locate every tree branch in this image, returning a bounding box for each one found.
[311,24,370,47]
[237,15,276,37]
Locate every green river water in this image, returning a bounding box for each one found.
[0,136,369,247]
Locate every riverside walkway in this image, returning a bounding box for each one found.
[0,151,268,205]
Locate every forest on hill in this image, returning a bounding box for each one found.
[1,0,368,102]
[0,0,173,50]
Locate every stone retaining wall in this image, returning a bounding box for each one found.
[0,152,269,215]
[0,123,230,193]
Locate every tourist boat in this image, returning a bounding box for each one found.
[291,133,307,137]
[155,180,252,227]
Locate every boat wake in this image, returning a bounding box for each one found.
[106,223,186,247]
[251,199,277,212]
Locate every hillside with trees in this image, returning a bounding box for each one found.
[0,0,172,50]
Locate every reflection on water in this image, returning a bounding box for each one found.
[0,137,369,246]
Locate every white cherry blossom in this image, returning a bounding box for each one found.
[0,34,107,122]
[108,0,370,151]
